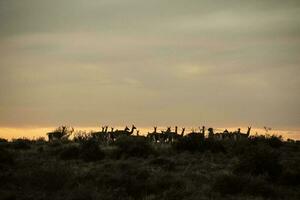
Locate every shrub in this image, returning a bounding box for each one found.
[212,173,247,195]
[280,169,300,186]
[250,134,283,148]
[244,176,278,198]
[148,157,176,171]
[279,159,300,186]
[212,173,277,198]
[28,162,73,192]
[206,140,226,153]
[114,136,154,158]
[234,144,282,179]
[172,135,205,152]
[60,145,80,160]
[79,139,104,162]
[173,137,226,153]
[0,148,14,167]
[11,138,31,150]
[0,138,8,143]
[95,162,151,199]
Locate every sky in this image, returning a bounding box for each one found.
[0,0,300,139]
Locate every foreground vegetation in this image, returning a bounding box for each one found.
[0,132,299,200]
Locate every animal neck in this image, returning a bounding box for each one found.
[247,127,251,135]
[130,126,135,133]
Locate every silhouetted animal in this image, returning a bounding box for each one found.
[91,125,110,143]
[186,127,204,140]
[111,125,136,141]
[162,126,182,143]
[147,127,163,143]
[233,127,251,140]
[47,126,74,142]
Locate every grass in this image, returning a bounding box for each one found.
[0,135,299,200]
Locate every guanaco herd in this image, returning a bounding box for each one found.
[47,125,251,143]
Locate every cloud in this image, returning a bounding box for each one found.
[0,0,299,129]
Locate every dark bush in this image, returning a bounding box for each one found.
[148,157,176,171]
[173,137,226,153]
[280,169,300,186]
[60,145,80,160]
[0,148,14,166]
[267,135,283,148]
[250,135,283,149]
[79,139,104,162]
[206,140,226,153]
[279,159,300,186]
[172,135,205,152]
[234,144,282,179]
[11,138,31,150]
[28,163,73,192]
[212,173,278,198]
[0,138,8,143]
[212,173,247,195]
[114,136,154,158]
[244,176,278,198]
[95,162,151,199]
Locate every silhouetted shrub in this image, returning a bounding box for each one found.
[28,163,73,192]
[172,135,205,152]
[206,140,226,153]
[250,134,283,148]
[95,162,151,199]
[280,169,300,186]
[279,159,300,186]
[147,173,185,196]
[244,176,278,198]
[11,138,31,150]
[34,137,46,145]
[234,144,282,179]
[60,145,80,160]
[212,173,277,198]
[148,157,176,171]
[0,138,8,143]
[212,173,247,195]
[0,190,16,200]
[173,137,226,153]
[79,139,104,162]
[0,148,14,166]
[265,135,283,148]
[114,136,154,158]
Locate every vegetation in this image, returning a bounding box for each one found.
[0,127,299,200]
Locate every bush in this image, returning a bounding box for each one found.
[148,157,176,171]
[212,173,277,198]
[206,140,226,153]
[0,148,14,167]
[234,144,282,179]
[60,145,80,160]
[27,162,73,192]
[279,159,300,186]
[173,137,226,153]
[11,138,31,150]
[114,136,154,158]
[212,173,247,195]
[172,135,205,152]
[0,138,8,143]
[250,134,283,148]
[79,139,104,162]
[95,162,151,199]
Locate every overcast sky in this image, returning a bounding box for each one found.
[0,0,299,130]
